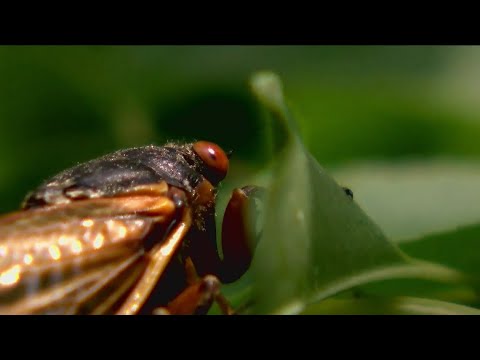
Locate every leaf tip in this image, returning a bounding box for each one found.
[249,71,285,111]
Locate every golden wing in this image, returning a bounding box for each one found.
[0,186,180,315]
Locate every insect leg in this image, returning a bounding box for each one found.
[116,207,192,315]
[153,274,234,315]
[219,186,266,283]
[188,257,234,314]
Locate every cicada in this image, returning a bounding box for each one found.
[0,141,262,315]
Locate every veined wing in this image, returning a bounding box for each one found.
[0,192,177,314]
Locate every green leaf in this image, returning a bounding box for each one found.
[248,71,472,314]
[301,296,480,315]
[332,160,480,242]
[354,224,480,307]
[400,224,480,276]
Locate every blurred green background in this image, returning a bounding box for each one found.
[1,46,480,244]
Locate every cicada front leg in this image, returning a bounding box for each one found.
[151,256,233,315]
[219,185,265,284]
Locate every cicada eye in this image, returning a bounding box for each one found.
[193,141,229,183]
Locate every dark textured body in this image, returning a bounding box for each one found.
[23,143,212,209]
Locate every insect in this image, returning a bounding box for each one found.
[0,141,263,315]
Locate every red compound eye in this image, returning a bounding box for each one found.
[193,141,229,183]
